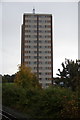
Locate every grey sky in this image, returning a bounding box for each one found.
[1,2,78,76]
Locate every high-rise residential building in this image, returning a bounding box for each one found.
[21,11,53,88]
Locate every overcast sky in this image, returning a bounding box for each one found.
[1,2,78,76]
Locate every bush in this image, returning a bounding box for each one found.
[2,84,80,118]
[2,83,25,109]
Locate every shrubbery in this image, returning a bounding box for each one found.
[2,83,80,118]
[2,64,80,118]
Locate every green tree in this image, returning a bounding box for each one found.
[14,65,41,89]
[56,59,80,91]
[2,74,15,83]
[22,86,79,118]
[3,83,80,118]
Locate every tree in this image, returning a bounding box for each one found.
[22,86,79,118]
[2,74,15,83]
[56,59,80,91]
[14,65,41,89]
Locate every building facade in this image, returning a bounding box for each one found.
[21,13,53,88]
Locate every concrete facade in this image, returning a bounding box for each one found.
[21,13,53,88]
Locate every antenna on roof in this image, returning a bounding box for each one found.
[33,7,35,14]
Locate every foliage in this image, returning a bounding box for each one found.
[56,59,80,91]
[2,83,80,119]
[2,61,80,118]
[2,83,24,108]
[2,74,15,83]
[14,65,41,89]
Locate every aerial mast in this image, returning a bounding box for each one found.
[33,7,35,14]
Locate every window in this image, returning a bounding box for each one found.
[39,61,42,64]
[39,35,42,38]
[24,53,27,56]
[25,30,31,32]
[45,25,51,28]
[39,41,42,43]
[33,35,37,38]
[33,20,37,22]
[48,35,51,38]
[46,20,51,23]
[45,25,47,28]
[39,25,42,28]
[45,73,48,75]
[25,61,31,64]
[25,25,37,28]
[30,15,37,18]
[39,30,42,33]
[48,40,51,43]
[48,25,51,28]
[25,51,31,53]
[24,59,27,62]
[45,72,51,75]
[39,73,42,75]
[25,40,30,43]
[34,46,37,48]
[45,61,51,64]
[25,56,31,58]
[39,46,42,48]
[34,61,37,64]
[39,20,42,22]
[34,30,37,33]
[45,51,48,53]
[45,51,47,53]
[45,67,51,69]
[45,46,51,48]
[25,43,27,46]
[25,56,28,58]
[39,51,42,53]
[33,25,37,28]
[25,15,37,18]
[48,46,51,48]
[39,56,42,59]
[45,56,47,59]
[34,51,37,53]
[48,51,51,53]
[34,40,37,43]
[26,20,37,22]
[34,67,37,69]
[45,40,48,43]
[39,67,42,69]
[34,56,37,59]
[48,56,51,58]
[48,78,52,80]
[25,25,30,27]
[25,20,31,22]
[45,61,48,64]
[39,16,45,18]
[25,46,30,48]
[25,35,31,38]
[46,83,49,86]
[48,61,51,64]
[45,36,51,38]
[45,30,51,33]
[24,48,27,51]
